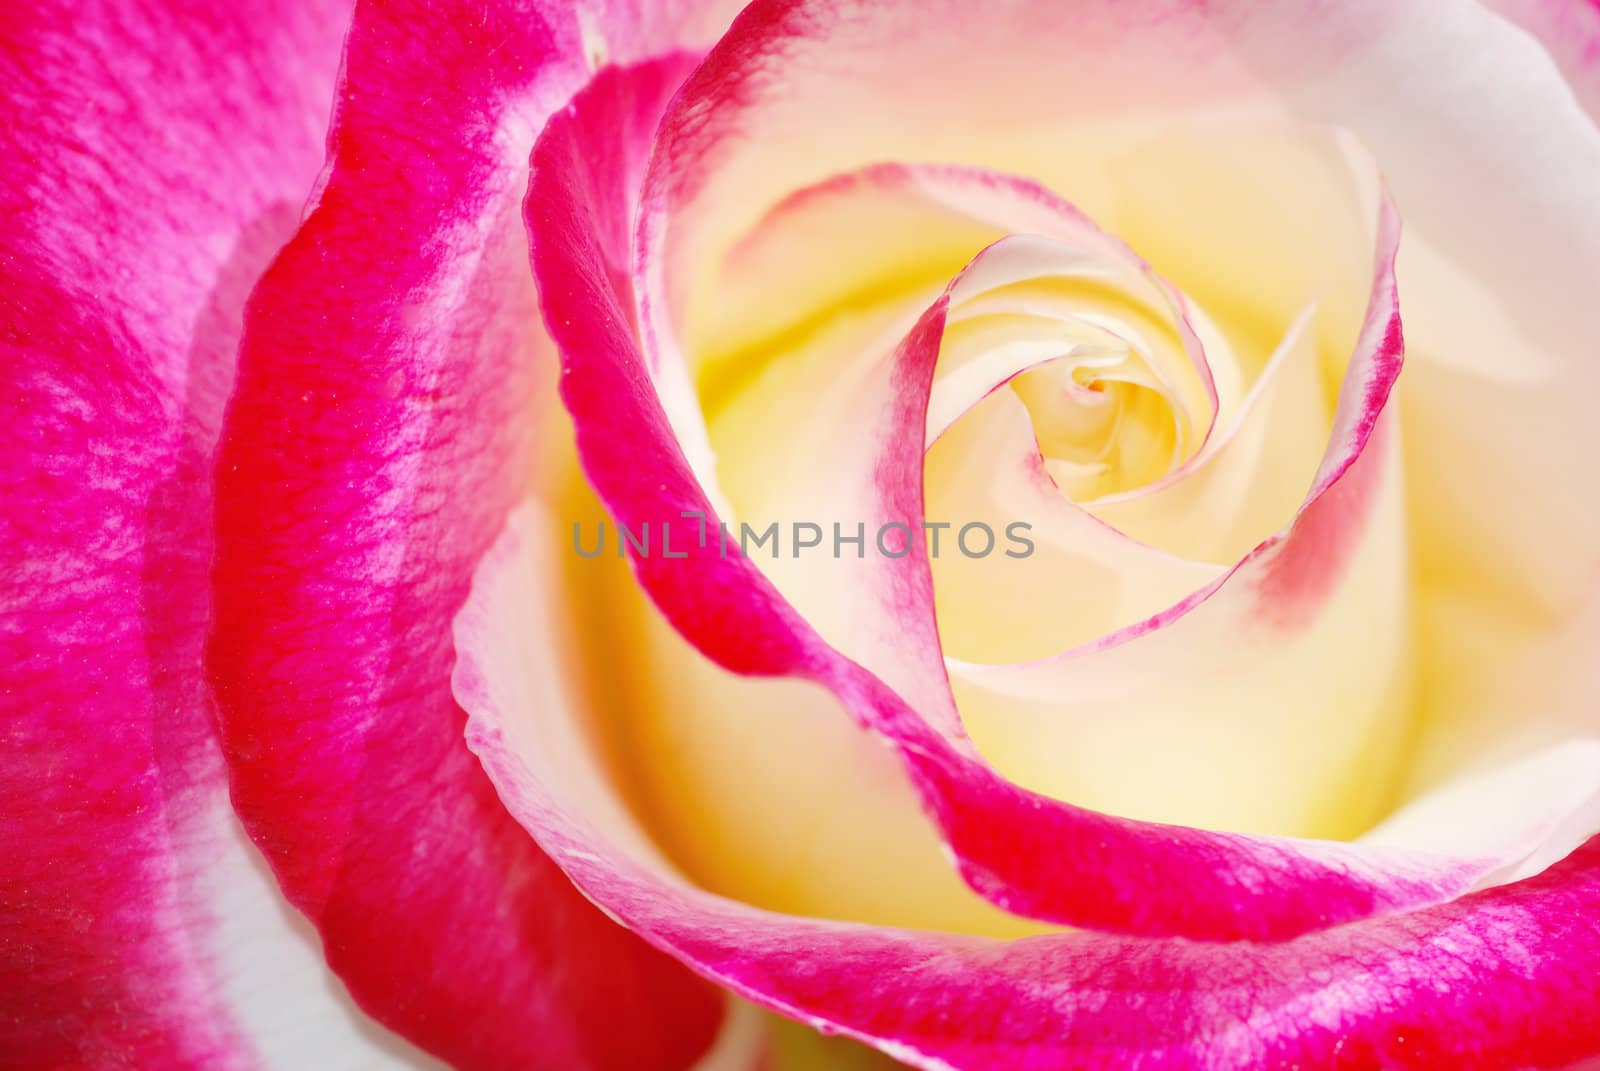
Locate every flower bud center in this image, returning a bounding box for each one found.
[932,237,1219,503]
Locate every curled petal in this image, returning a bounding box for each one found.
[456,507,1600,1071]
[209,9,725,1070]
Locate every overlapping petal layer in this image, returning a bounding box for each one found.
[0,0,439,1066]
[207,5,744,1069]
[536,10,1600,944]
[1484,0,1600,122]
[704,164,1227,668]
[689,156,1406,837]
[642,0,1600,685]
[457,507,1600,1071]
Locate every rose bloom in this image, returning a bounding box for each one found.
[6,0,1600,1068]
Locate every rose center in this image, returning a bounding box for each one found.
[926,235,1228,510]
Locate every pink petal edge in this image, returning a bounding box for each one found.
[455,504,1600,1071]
[208,8,730,1070]
[0,1,423,1066]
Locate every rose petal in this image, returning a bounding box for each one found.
[948,402,1410,838]
[562,440,1047,936]
[924,385,1223,664]
[0,0,442,1066]
[208,10,732,1070]
[456,506,1600,1071]
[1364,739,1600,886]
[1085,304,1328,565]
[1391,581,1600,866]
[1481,0,1600,124]
[1319,1,1600,862]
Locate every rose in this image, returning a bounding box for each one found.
[6,1,1600,1069]
[7,1,1600,1068]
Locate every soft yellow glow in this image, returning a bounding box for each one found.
[950,419,1417,840]
[557,464,1047,938]
[563,117,1427,934]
